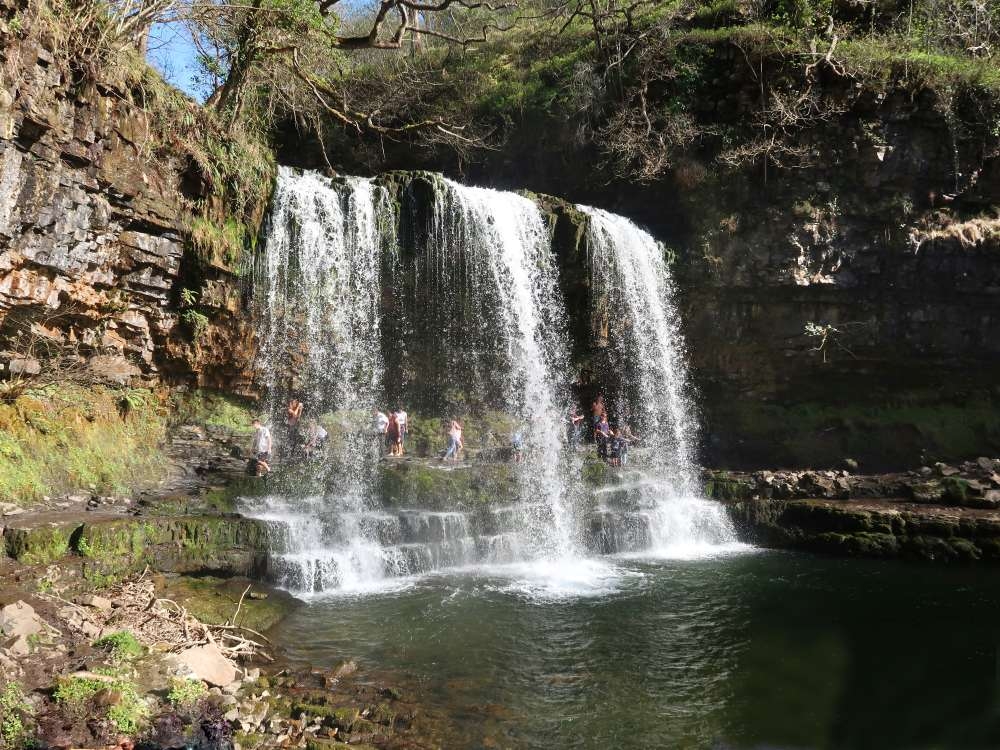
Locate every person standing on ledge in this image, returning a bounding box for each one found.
[373,408,389,453]
[286,397,304,429]
[594,412,611,461]
[394,406,408,455]
[386,411,402,456]
[567,406,585,447]
[251,418,273,476]
[511,426,525,463]
[443,419,463,462]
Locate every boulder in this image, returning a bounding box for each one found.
[910,481,944,503]
[174,642,237,687]
[976,457,998,473]
[935,463,960,477]
[76,594,113,611]
[0,601,48,638]
[0,650,23,678]
[86,354,141,385]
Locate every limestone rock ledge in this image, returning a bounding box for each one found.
[0,14,257,389]
[1,514,270,581]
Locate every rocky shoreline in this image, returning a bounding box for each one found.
[0,574,450,750]
[706,457,1000,561]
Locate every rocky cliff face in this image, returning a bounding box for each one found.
[3,17,997,470]
[0,18,257,390]
[279,42,1000,471]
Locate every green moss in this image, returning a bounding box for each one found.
[54,676,104,707]
[0,384,166,506]
[156,575,295,632]
[379,461,518,509]
[168,389,256,433]
[706,385,1000,469]
[840,39,1000,92]
[4,525,75,565]
[1,682,33,749]
[189,217,257,273]
[581,456,611,485]
[704,471,754,501]
[93,631,145,661]
[167,678,207,708]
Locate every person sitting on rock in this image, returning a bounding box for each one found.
[250,418,273,476]
[303,420,328,459]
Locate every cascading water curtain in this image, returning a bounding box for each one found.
[578,206,699,497]
[256,166,398,492]
[250,167,405,592]
[427,179,579,558]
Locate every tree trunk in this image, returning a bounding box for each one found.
[207,1,262,120]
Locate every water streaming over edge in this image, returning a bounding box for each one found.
[244,169,742,596]
[578,205,740,555]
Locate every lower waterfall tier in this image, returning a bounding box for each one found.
[240,460,742,594]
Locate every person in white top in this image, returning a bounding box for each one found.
[394,407,408,455]
[373,409,389,434]
[250,418,273,475]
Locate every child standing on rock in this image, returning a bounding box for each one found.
[250,418,273,476]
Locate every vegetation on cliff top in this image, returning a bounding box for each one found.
[15,0,997,187]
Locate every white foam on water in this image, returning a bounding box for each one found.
[456,556,641,600]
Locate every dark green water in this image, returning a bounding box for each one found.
[270,552,1000,749]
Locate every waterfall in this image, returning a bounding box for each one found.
[244,168,740,596]
[251,167,401,591]
[578,206,739,553]
[427,180,577,559]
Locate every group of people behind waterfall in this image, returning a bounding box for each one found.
[248,397,329,477]
[247,390,638,477]
[587,395,640,467]
[373,408,463,461]
[373,407,409,456]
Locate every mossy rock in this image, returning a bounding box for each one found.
[2,508,267,577]
[4,523,78,565]
[703,472,753,501]
[378,461,518,510]
[808,531,900,557]
[347,718,382,738]
[155,575,297,632]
